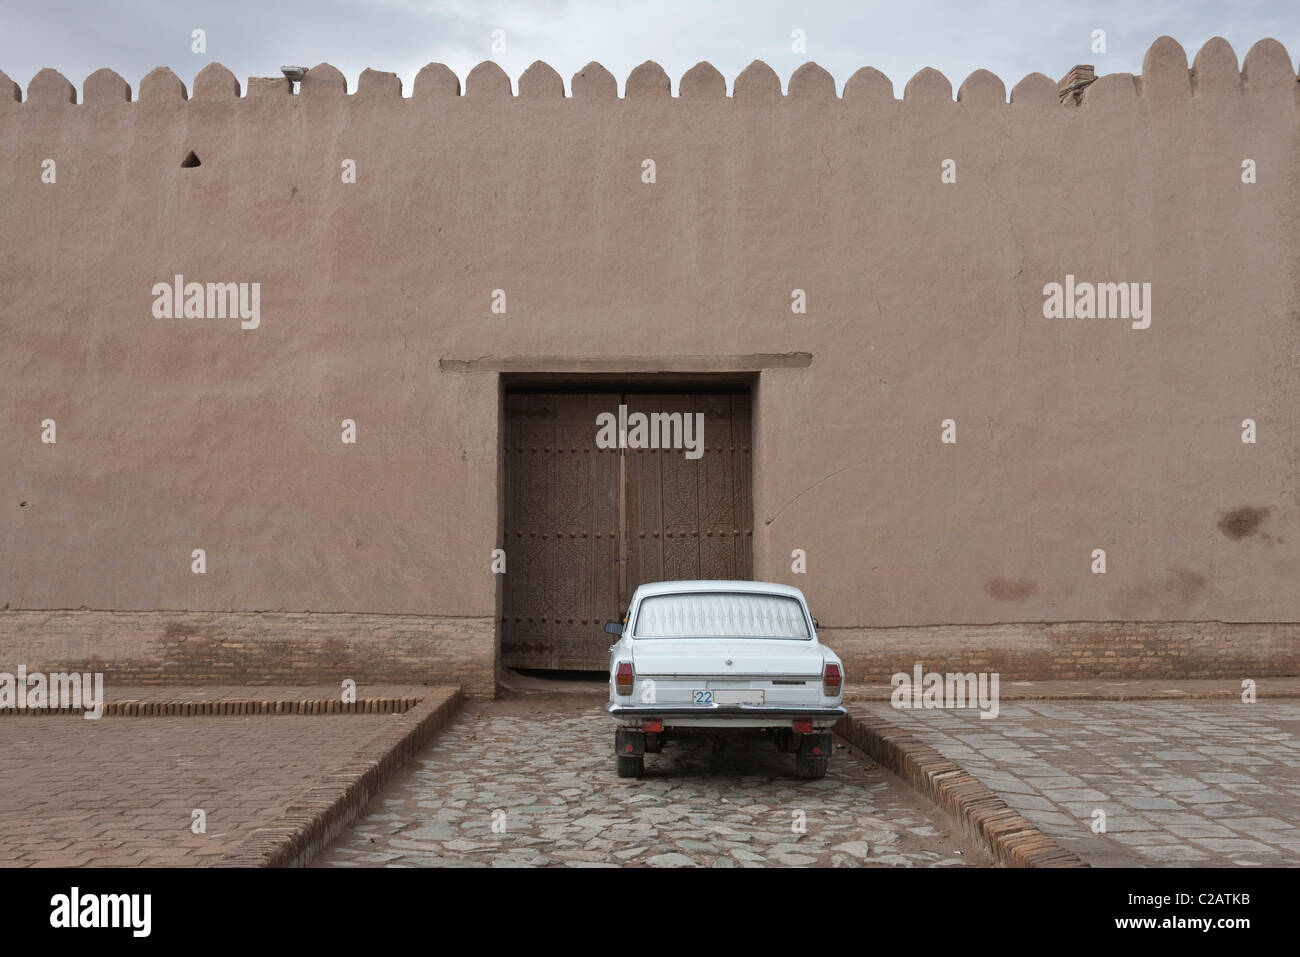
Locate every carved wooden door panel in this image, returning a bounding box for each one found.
[624,394,754,599]
[502,394,621,670]
[503,391,753,671]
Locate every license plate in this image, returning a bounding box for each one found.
[693,689,765,706]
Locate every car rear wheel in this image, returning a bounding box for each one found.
[795,755,828,779]
[616,755,645,778]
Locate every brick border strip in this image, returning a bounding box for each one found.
[836,707,1088,868]
[846,687,1300,704]
[218,687,463,868]
[999,689,1300,702]
[0,696,422,717]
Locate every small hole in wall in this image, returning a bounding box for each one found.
[181,151,201,168]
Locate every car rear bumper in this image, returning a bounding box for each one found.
[607,703,846,725]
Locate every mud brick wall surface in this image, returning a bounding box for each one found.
[2,38,1298,684]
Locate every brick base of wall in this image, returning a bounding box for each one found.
[4,614,1293,695]
[0,610,496,698]
[824,621,1300,681]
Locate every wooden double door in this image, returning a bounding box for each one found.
[502,392,754,670]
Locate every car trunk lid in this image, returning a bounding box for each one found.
[631,639,823,677]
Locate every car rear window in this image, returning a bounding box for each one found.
[632,592,810,639]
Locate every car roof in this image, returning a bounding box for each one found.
[630,580,807,601]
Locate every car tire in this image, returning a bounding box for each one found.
[616,755,645,778]
[796,756,828,780]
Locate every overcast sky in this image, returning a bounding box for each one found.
[1,0,1297,98]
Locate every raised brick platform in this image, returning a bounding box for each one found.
[0,684,461,867]
[836,705,1088,868]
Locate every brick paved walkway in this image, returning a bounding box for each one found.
[866,700,1300,866]
[0,714,399,866]
[315,695,989,867]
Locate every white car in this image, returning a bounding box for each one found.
[604,580,845,779]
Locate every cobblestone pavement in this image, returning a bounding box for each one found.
[865,700,1300,867]
[315,695,988,867]
[0,714,397,866]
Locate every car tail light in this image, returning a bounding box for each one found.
[615,661,635,695]
[643,719,662,733]
[792,719,813,733]
[823,662,842,696]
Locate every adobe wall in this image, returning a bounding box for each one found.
[1,37,1298,693]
